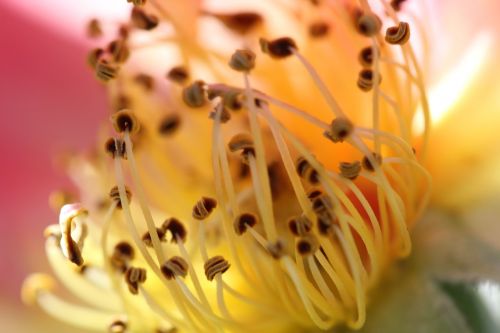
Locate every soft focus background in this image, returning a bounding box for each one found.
[0,2,114,331]
[1,0,499,332]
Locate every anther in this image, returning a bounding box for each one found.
[390,0,407,11]
[131,7,159,30]
[317,216,334,235]
[311,193,333,219]
[105,138,127,159]
[192,197,217,220]
[358,46,377,67]
[111,241,135,272]
[308,21,330,38]
[44,225,61,240]
[339,161,362,180]
[209,104,231,124]
[127,0,146,6]
[59,203,88,267]
[158,114,181,136]
[210,12,263,35]
[307,189,323,200]
[357,69,381,92]
[142,228,166,247]
[96,59,119,82]
[161,218,187,243]
[295,157,319,184]
[161,256,188,280]
[108,40,130,63]
[109,320,127,333]
[204,256,230,281]
[356,13,382,37]
[109,185,132,209]
[166,66,189,84]
[385,21,411,45]
[229,49,256,72]
[297,235,319,256]
[361,152,382,171]
[267,240,285,259]
[86,19,103,38]
[134,73,155,91]
[260,37,297,59]
[87,48,104,69]
[288,215,313,237]
[233,213,258,235]
[324,117,354,143]
[124,266,147,295]
[111,109,140,134]
[228,133,255,164]
[182,81,206,108]
[114,95,132,111]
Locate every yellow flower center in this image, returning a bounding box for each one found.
[23,0,432,332]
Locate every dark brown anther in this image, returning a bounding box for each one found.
[339,161,362,180]
[118,24,130,39]
[111,109,140,134]
[124,266,147,294]
[111,241,135,272]
[96,59,119,82]
[134,73,155,91]
[161,256,188,280]
[358,46,377,67]
[288,215,313,237]
[267,240,285,259]
[260,37,297,59]
[158,114,181,136]
[192,197,217,220]
[161,218,187,243]
[324,117,354,143]
[209,105,231,124]
[87,19,103,38]
[108,40,130,63]
[228,133,255,164]
[356,13,382,37]
[311,193,334,219]
[166,66,189,84]
[307,189,323,200]
[204,256,230,281]
[318,216,333,235]
[223,91,244,110]
[105,138,127,159]
[362,152,382,171]
[109,185,132,209]
[229,49,256,72]
[233,213,258,235]
[297,235,319,256]
[385,21,410,45]
[295,156,319,184]
[87,48,104,69]
[131,7,159,30]
[390,0,407,11]
[210,12,263,35]
[182,81,206,108]
[142,228,166,247]
[109,320,127,333]
[309,21,330,38]
[357,69,382,92]
[127,0,147,6]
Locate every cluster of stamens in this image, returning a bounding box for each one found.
[23,0,431,332]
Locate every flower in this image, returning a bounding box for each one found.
[20,0,500,332]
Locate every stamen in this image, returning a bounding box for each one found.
[161,218,187,243]
[323,117,354,143]
[133,73,155,91]
[228,49,256,72]
[105,138,127,159]
[86,19,103,39]
[124,266,147,295]
[296,235,319,256]
[361,152,382,171]
[385,22,411,45]
[109,185,131,209]
[357,68,382,92]
[204,256,230,281]
[58,203,88,266]
[296,156,319,185]
[308,21,330,38]
[355,12,382,37]
[182,81,206,108]
[192,197,217,220]
[358,46,377,67]
[108,40,130,64]
[142,227,166,247]
[127,0,146,6]
[87,48,104,69]
[111,110,140,134]
[109,320,127,333]
[288,215,313,237]
[158,114,181,136]
[259,37,297,59]
[339,161,361,180]
[96,59,119,82]
[390,0,407,11]
[161,256,189,280]
[266,240,285,259]
[110,241,135,272]
[207,11,263,35]
[166,66,189,84]
[131,7,159,30]
[233,213,258,235]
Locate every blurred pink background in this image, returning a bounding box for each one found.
[0,3,107,331]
